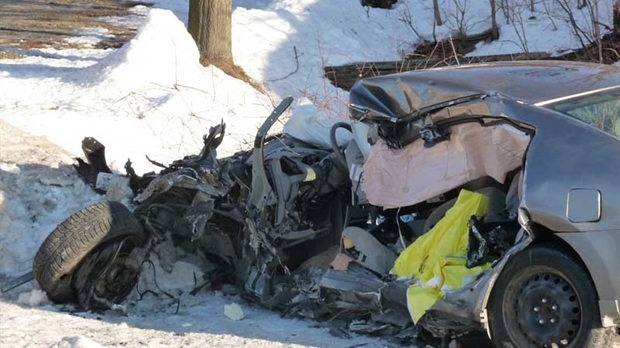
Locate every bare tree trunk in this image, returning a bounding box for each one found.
[591,0,603,63]
[433,0,443,26]
[615,0,620,32]
[188,0,233,66]
[530,0,534,11]
[490,0,499,40]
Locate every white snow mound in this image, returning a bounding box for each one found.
[0,121,101,278]
[0,8,271,176]
[97,9,200,89]
[50,336,104,348]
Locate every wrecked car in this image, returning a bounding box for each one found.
[30,61,619,348]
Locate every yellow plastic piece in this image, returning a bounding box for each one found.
[304,167,317,182]
[342,236,355,249]
[392,190,490,323]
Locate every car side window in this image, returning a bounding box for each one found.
[549,89,620,138]
[565,99,620,137]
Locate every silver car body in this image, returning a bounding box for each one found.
[348,61,620,328]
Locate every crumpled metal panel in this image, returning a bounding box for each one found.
[319,269,385,312]
[348,61,620,122]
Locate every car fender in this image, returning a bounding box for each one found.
[556,230,620,327]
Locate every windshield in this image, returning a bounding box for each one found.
[547,88,620,138]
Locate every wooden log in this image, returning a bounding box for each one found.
[324,52,551,91]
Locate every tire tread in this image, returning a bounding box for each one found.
[33,201,143,302]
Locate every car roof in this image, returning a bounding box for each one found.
[395,60,620,104]
[348,60,620,122]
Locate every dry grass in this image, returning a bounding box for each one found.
[0,51,24,59]
[412,29,495,58]
[201,57,266,94]
[559,31,620,65]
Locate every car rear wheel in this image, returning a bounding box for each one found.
[488,243,614,348]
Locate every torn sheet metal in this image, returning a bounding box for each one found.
[319,269,385,312]
[340,226,397,275]
[466,217,520,268]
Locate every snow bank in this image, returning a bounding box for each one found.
[231,0,413,118]
[96,10,199,89]
[0,9,271,176]
[467,0,614,56]
[0,121,101,278]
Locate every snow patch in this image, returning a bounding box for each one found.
[224,303,245,321]
[64,28,114,48]
[16,289,50,307]
[50,336,104,348]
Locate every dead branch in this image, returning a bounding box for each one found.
[268,46,300,82]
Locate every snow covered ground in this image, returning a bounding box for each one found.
[0,0,616,347]
[1,291,390,348]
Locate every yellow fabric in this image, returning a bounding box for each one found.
[406,286,444,322]
[442,258,489,290]
[391,190,490,323]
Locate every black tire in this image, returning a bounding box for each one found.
[33,201,145,304]
[488,243,615,348]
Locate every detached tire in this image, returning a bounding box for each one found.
[488,243,614,348]
[33,201,145,306]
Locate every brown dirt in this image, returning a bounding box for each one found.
[0,0,149,50]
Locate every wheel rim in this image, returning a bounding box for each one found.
[513,272,582,347]
[73,236,143,310]
[93,242,139,302]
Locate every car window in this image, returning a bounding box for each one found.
[548,88,620,138]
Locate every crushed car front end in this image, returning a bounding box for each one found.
[344,61,620,346]
[28,61,619,348]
